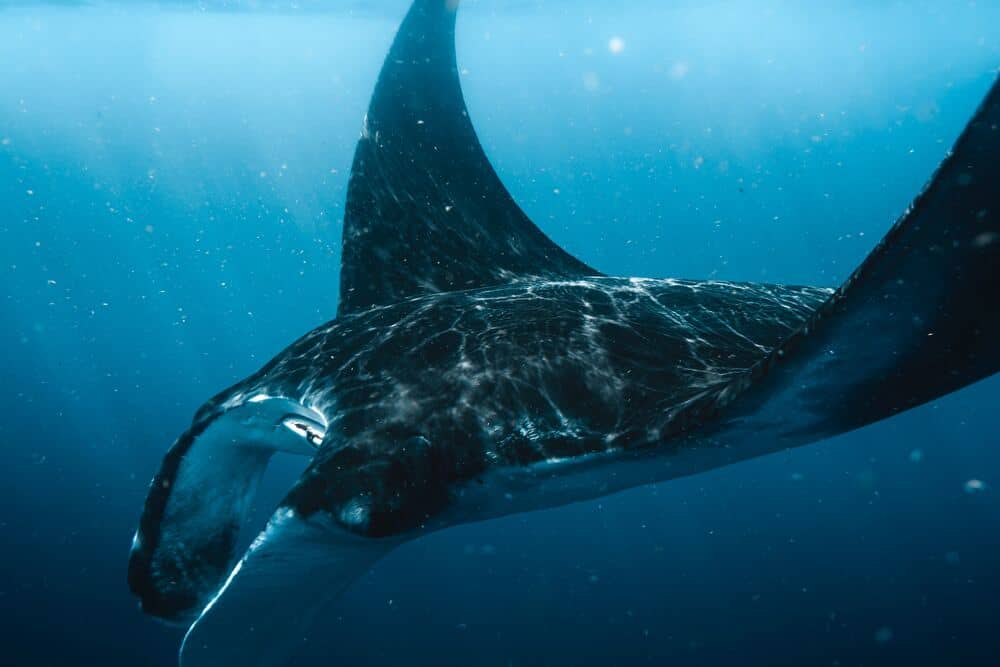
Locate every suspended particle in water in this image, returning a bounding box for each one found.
[963,479,987,494]
[874,626,893,644]
[973,232,999,248]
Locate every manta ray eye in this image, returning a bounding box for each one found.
[281,417,326,447]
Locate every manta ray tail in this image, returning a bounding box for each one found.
[711,74,1000,446]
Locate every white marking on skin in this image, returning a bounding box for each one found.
[281,418,326,447]
[339,498,370,527]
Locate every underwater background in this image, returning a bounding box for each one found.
[2,1,999,665]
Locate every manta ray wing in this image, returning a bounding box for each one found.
[702,75,1000,449]
[337,0,599,316]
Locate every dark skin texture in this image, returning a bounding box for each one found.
[249,278,830,536]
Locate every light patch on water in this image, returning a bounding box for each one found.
[669,60,690,80]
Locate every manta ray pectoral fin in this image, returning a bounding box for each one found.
[128,397,326,623]
[709,75,1000,446]
[337,0,599,316]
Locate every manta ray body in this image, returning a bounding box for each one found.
[127,1,1000,664]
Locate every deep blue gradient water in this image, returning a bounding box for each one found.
[2,1,999,665]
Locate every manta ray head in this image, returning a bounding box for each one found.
[127,393,328,624]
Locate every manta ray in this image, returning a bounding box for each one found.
[128,1,1000,664]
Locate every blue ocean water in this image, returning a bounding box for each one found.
[1,1,999,665]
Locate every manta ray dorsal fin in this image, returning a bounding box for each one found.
[337,0,599,316]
